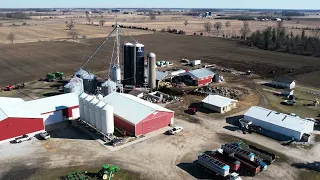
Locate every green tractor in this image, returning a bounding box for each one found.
[46,72,64,82]
[63,164,120,180]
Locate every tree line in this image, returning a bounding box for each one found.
[248,22,320,56]
[0,12,30,19]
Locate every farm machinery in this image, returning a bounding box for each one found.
[63,164,120,180]
[239,119,262,134]
[1,83,25,91]
[46,72,65,82]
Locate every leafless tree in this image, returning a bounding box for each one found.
[99,19,106,26]
[204,21,213,35]
[214,22,222,36]
[276,21,284,29]
[312,27,320,38]
[240,21,251,39]
[184,20,189,26]
[7,32,15,44]
[82,34,87,39]
[225,21,231,29]
[150,14,157,20]
[67,30,79,39]
[85,11,91,24]
[66,22,74,30]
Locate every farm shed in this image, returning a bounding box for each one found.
[201,95,238,113]
[272,76,296,89]
[180,68,215,86]
[102,93,174,136]
[244,106,314,141]
[0,98,44,143]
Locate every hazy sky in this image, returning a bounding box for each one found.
[1,0,319,9]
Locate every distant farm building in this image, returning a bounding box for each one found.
[272,76,296,89]
[244,106,314,142]
[201,95,238,113]
[179,68,215,86]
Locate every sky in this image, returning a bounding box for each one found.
[1,0,320,9]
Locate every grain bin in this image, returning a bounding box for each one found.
[64,76,84,96]
[83,73,98,94]
[101,80,117,96]
[134,43,145,86]
[95,101,106,130]
[123,42,135,85]
[83,95,94,123]
[89,97,99,127]
[74,68,89,79]
[148,53,156,89]
[101,104,114,135]
[79,92,88,120]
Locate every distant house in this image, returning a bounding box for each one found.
[271,77,296,89]
[201,95,238,113]
[276,18,282,21]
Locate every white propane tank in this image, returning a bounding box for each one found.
[79,93,88,120]
[83,95,94,122]
[101,104,114,135]
[89,98,99,127]
[95,101,106,130]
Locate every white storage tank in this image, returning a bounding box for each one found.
[95,101,106,130]
[79,92,88,120]
[101,104,114,134]
[89,97,99,127]
[83,95,94,122]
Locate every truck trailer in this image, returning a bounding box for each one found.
[197,153,242,180]
[231,154,261,176]
[221,144,255,161]
[247,144,276,164]
[210,149,241,171]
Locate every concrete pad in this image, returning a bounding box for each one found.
[73,120,171,152]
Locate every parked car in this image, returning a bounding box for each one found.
[110,138,123,146]
[187,108,197,115]
[167,126,184,135]
[39,131,51,140]
[14,134,32,143]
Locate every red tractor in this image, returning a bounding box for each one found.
[6,85,14,91]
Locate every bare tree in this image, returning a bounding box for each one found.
[7,32,15,44]
[85,11,91,24]
[99,19,106,26]
[67,30,79,39]
[66,22,74,30]
[184,20,189,26]
[276,21,284,29]
[204,21,213,35]
[225,21,231,29]
[150,14,157,20]
[240,21,251,39]
[311,27,320,38]
[213,22,222,36]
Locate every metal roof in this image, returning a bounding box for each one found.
[244,106,314,132]
[184,68,215,79]
[202,95,238,108]
[0,97,25,109]
[156,71,169,81]
[102,93,173,125]
[272,76,295,84]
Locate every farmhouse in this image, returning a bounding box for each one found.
[244,106,314,142]
[201,95,238,113]
[272,76,296,89]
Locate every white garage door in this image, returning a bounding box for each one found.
[42,110,64,125]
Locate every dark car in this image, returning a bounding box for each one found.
[110,138,123,146]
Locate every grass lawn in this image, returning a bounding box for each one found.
[261,86,320,119]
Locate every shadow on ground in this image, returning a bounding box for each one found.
[188,102,218,114]
[43,92,64,97]
[292,161,320,172]
[223,126,239,132]
[177,162,225,180]
[0,164,40,180]
[47,123,96,140]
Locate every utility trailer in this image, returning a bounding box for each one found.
[247,144,276,164]
[197,153,242,180]
[221,144,255,161]
[210,149,241,171]
[231,154,261,176]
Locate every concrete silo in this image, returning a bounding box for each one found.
[64,76,84,96]
[134,43,145,86]
[78,92,88,120]
[101,104,114,135]
[123,42,135,85]
[83,95,94,123]
[148,53,156,89]
[95,101,106,130]
[89,97,99,127]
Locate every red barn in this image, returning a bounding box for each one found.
[102,93,174,136]
[180,68,215,86]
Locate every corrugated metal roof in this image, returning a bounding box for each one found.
[202,95,238,108]
[102,93,173,125]
[156,71,169,80]
[185,68,215,79]
[0,97,25,109]
[244,106,314,132]
[272,76,295,84]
